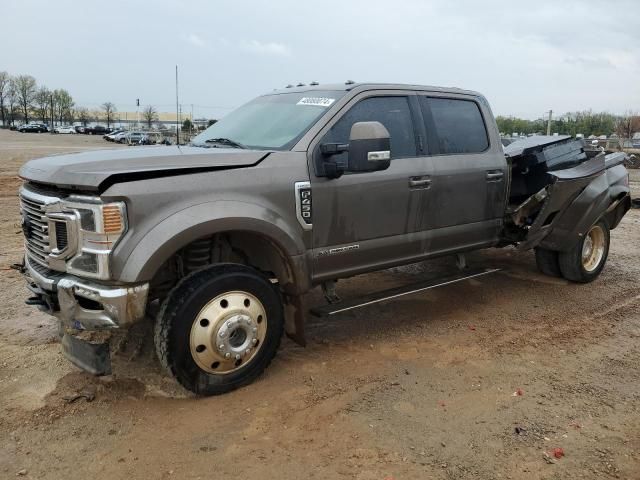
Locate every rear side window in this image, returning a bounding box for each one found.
[324,96,417,158]
[423,97,489,154]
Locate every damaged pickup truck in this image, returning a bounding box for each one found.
[17,83,631,395]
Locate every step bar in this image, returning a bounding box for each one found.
[309,268,501,317]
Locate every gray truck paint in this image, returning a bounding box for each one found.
[19,146,270,191]
[18,83,631,343]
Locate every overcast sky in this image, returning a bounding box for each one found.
[3,0,639,120]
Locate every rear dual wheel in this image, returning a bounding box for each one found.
[154,264,283,395]
[535,220,610,283]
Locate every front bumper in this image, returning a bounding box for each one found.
[23,256,149,331]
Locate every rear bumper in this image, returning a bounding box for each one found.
[23,256,149,331]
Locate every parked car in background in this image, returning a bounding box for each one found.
[142,131,163,145]
[121,132,145,144]
[104,130,124,141]
[74,125,86,133]
[85,125,109,135]
[111,131,128,143]
[18,123,48,133]
[54,125,77,134]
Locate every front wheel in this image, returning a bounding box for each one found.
[154,264,284,395]
[558,220,610,283]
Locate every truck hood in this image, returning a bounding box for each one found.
[19,145,270,191]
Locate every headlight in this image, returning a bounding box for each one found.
[56,196,127,280]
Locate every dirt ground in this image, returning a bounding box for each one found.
[0,129,639,479]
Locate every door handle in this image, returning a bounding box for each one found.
[486,171,504,181]
[409,176,431,188]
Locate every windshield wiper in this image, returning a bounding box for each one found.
[203,137,247,149]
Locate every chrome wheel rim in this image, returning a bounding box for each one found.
[189,291,267,374]
[581,225,605,272]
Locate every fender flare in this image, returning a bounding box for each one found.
[539,172,626,252]
[116,200,309,288]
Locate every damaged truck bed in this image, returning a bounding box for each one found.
[503,135,631,251]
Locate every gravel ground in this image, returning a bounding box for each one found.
[0,130,639,479]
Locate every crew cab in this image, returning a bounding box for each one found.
[17,83,631,395]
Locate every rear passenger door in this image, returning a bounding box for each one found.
[417,95,508,251]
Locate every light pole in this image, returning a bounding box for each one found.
[50,93,54,134]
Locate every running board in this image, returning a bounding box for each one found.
[309,268,501,317]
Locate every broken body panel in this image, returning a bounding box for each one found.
[505,136,630,251]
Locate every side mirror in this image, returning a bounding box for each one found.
[347,121,391,173]
[318,121,391,179]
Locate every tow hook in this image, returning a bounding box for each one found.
[10,262,25,274]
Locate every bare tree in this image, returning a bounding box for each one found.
[75,107,91,126]
[13,74,37,124]
[7,79,19,125]
[53,89,74,125]
[0,71,10,126]
[64,108,75,124]
[615,111,640,143]
[142,105,158,129]
[34,86,51,124]
[101,102,117,128]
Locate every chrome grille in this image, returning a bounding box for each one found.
[54,221,68,250]
[20,189,53,266]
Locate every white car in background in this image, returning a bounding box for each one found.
[54,125,77,134]
[104,130,124,141]
[111,131,128,143]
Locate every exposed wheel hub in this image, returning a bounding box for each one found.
[216,313,258,360]
[581,225,605,273]
[190,291,267,374]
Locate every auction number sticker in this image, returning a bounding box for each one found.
[297,97,335,107]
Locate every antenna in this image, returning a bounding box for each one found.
[175,65,180,145]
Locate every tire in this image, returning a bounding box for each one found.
[534,248,562,277]
[558,220,610,283]
[154,264,283,395]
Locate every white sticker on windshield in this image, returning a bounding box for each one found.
[297,97,335,107]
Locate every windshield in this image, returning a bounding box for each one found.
[191,90,345,150]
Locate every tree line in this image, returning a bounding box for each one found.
[496,110,640,139]
[0,71,164,129]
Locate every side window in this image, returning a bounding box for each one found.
[325,96,417,159]
[423,97,489,154]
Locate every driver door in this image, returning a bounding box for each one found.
[308,92,431,282]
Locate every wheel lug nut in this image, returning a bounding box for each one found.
[245,349,251,355]
[218,344,224,350]
[235,354,240,360]
[252,338,258,345]
[225,353,230,359]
